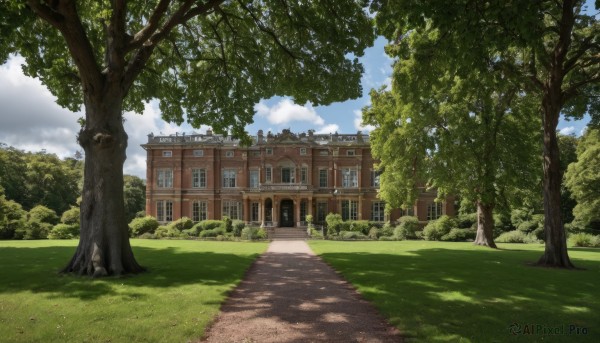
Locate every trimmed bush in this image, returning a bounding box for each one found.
[379,222,394,237]
[60,207,80,225]
[569,233,600,247]
[155,225,181,238]
[19,221,52,240]
[182,226,200,237]
[394,216,420,240]
[241,226,258,240]
[200,220,223,231]
[368,227,379,239]
[423,215,455,241]
[309,227,324,239]
[28,205,59,226]
[129,216,159,236]
[139,232,156,239]
[456,212,477,229]
[232,220,245,236]
[496,230,527,243]
[0,198,26,239]
[339,230,367,240]
[325,213,343,236]
[222,216,233,233]
[256,228,268,240]
[48,223,79,239]
[170,217,194,231]
[441,228,476,242]
[349,220,370,234]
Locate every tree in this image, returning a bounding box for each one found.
[372,0,599,268]
[1,1,374,276]
[363,40,541,248]
[565,128,600,229]
[123,175,145,223]
[558,134,579,224]
[0,144,28,207]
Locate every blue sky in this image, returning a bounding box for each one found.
[0,31,592,178]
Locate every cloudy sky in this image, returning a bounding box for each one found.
[0,36,590,179]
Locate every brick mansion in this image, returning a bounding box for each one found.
[143,129,454,227]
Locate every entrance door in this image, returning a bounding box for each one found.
[279,199,294,227]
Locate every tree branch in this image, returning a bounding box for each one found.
[26,0,64,27]
[126,0,171,53]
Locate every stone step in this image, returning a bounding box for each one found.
[268,228,309,240]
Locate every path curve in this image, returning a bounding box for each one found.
[202,240,402,342]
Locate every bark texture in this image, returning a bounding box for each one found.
[62,95,144,277]
[474,201,497,248]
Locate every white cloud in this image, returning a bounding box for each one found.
[559,126,575,135]
[353,109,375,132]
[315,124,340,134]
[255,98,325,126]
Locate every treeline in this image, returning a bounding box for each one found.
[0,143,146,240]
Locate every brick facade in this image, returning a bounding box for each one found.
[143,129,454,227]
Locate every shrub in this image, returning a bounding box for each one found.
[241,226,258,240]
[305,214,314,225]
[456,212,477,229]
[0,198,26,239]
[155,225,181,238]
[48,223,79,239]
[339,230,367,240]
[20,221,52,240]
[368,227,379,239]
[510,208,532,228]
[222,216,233,233]
[415,230,424,240]
[325,213,343,236]
[256,228,268,240]
[394,216,420,240]
[139,232,156,239]
[309,227,324,239]
[524,233,543,244]
[423,215,456,241]
[493,211,514,235]
[379,222,394,237]
[200,220,223,231]
[379,236,396,241]
[569,233,600,247]
[182,226,200,237]
[496,230,527,243]
[135,210,146,218]
[200,229,219,238]
[441,228,476,242]
[60,207,80,225]
[129,216,159,236]
[232,220,245,236]
[28,205,59,225]
[170,217,194,231]
[349,220,370,234]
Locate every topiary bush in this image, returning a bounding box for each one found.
[325,213,343,236]
[48,223,79,239]
[28,205,59,226]
[19,221,52,240]
[200,220,224,231]
[129,216,159,236]
[240,226,258,240]
[441,228,476,242]
[423,215,456,241]
[155,225,181,238]
[222,216,233,233]
[496,230,527,243]
[309,227,324,239]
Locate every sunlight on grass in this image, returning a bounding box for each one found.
[0,239,267,342]
[309,241,600,343]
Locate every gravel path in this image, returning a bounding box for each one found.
[202,240,402,342]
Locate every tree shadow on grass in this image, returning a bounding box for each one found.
[0,245,260,301]
[316,247,600,342]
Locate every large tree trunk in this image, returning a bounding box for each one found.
[61,94,145,277]
[474,200,497,248]
[536,104,574,268]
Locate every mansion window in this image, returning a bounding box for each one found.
[162,150,172,157]
[371,170,381,187]
[223,200,241,220]
[249,170,259,188]
[192,168,206,188]
[156,200,173,222]
[372,202,385,222]
[251,202,259,222]
[225,150,234,158]
[265,166,272,182]
[300,148,307,155]
[427,202,443,221]
[192,201,207,222]
[266,148,273,155]
[316,202,328,223]
[157,169,173,188]
[341,200,358,221]
[346,149,355,156]
[281,167,295,183]
[400,207,415,217]
[300,200,307,222]
[319,169,328,188]
[319,149,328,156]
[342,168,358,188]
[222,169,236,188]
[193,149,204,157]
[301,167,308,184]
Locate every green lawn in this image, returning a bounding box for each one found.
[309,241,600,343]
[0,239,267,342]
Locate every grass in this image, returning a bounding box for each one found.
[0,239,267,342]
[308,241,600,343]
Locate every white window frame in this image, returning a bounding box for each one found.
[193,149,204,157]
[346,149,355,156]
[342,168,358,188]
[341,200,358,221]
[222,200,241,220]
[249,169,259,188]
[301,167,308,184]
[192,201,207,222]
[162,150,172,157]
[265,166,272,183]
[300,147,307,155]
[266,148,273,155]
[319,169,328,188]
[372,202,385,222]
[156,200,173,222]
[192,168,206,188]
[281,167,295,183]
[371,170,381,187]
[222,169,236,188]
[225,150,234,158]
[427,202,443,221]
[157,169,173,188]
